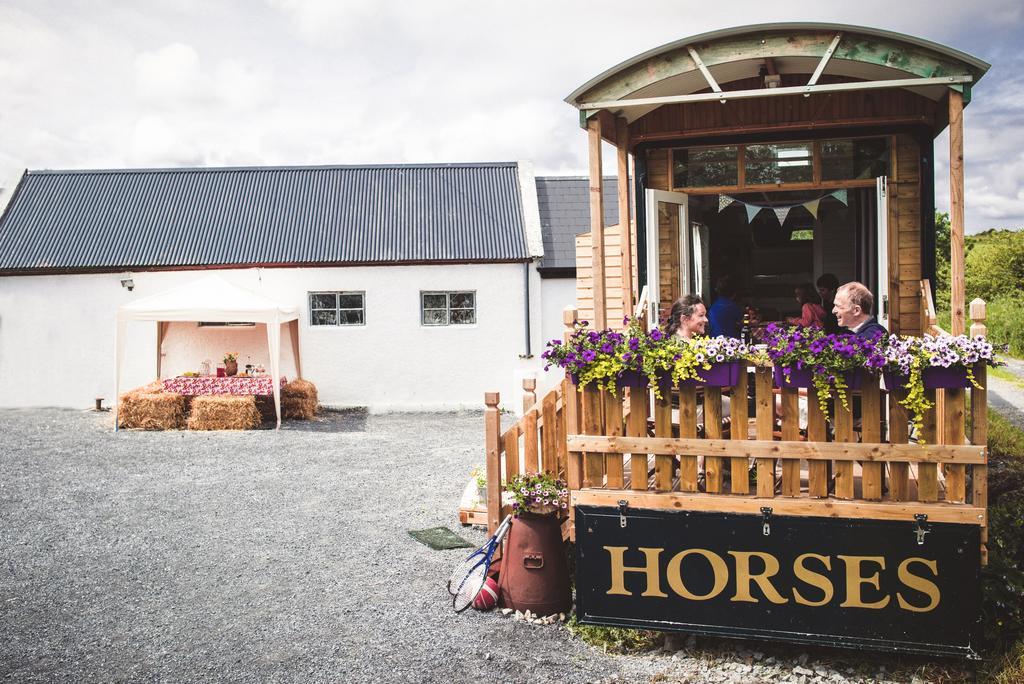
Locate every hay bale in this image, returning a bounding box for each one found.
[187,395,261,431]
[254,395,277,424]
[118,382,185,430]
[280,378,318,420]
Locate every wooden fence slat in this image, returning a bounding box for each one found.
[730,371,750,495]
[565,378,583,490]
[888,385,911,501]
[582,386,605,488]
[944,387,967,503]
[971,362,988,564]
[860,377,883,501]
[918,388,939,502]
[679,385,699,492]
[654,387,674,492]
[834,398,855,499]
[629,388,650,490]
[807,387,829,497]
[604,390,625,489]
[754,367,775,498]
[780,388,800,496]
[542,392,557,475]
[555,387,568,481]
[503,428,520,486]
[705,387,724,494]
[523,410,539,474]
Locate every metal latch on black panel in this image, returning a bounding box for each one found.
[618,500,629,528]
[914,513,930,545]
[761,506,773,536]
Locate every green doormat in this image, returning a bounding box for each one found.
[408,527,474,550]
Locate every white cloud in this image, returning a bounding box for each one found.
[134,42,203,103]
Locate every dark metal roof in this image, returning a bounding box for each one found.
[0,163,531,274]
[536,176,618,273]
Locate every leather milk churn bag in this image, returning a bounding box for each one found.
[498,512,571,615]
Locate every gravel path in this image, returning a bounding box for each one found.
[990,357,1024,430]
[0,409,970,683]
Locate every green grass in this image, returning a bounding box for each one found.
[564,615,662,654]
[990,366,1024,390]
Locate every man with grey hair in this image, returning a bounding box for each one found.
[833,281,887,339]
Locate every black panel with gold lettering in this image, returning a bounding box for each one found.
[574,506,981,659]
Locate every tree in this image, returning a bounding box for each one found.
[934,211,951,306]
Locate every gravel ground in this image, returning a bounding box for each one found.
[0,409,972,683]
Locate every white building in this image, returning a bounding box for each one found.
[0,162,587,413]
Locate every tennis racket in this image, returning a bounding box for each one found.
[449,515,512,613]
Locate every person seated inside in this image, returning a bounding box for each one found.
[786,283,826,329]
[816,273,841,334]
[666,294,707,340]
[707,275,742,338]
[833,281,887,339]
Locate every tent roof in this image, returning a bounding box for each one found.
[118,274,299,324]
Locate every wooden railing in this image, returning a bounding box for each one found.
[920,278,946,335]
[483,302,991,562]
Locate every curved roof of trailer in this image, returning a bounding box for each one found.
[566,23,990,120]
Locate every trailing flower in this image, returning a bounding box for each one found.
[883,333,996,441]
[671,335,752,385]
[542,317,672,396]
[763,324,886,414]
[506,472,568,516]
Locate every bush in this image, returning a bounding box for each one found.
[982,411,1024,651]
[965,231,1024,303]
[982,295,1024,358]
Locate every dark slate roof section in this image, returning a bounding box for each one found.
[535,176,620,273]
[0,163,531,273]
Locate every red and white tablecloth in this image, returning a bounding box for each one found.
[162,376,287,396]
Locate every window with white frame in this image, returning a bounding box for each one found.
[421,291,476,326]
[309,291,365,326]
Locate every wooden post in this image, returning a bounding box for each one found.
[628,388,650,490]
[616,116,633,316]
[484,392,502,535]
[754,367,775,498]
[654,386,674,492]
[729,371,750,494]
[522,377,537,415]
[582,385,604,488]
[949,89,966,335]
[542,392,557,475]
[970,298,988,564]
[587,116,607,330]
[918,389,940,502]
[523,409,539,473]
[834,399,855,500]
[888,385,911,501]
[563,308,582,495]
[860,377,883,501]
[604,390,625,488]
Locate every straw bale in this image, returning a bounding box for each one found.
[280,378,318,420]
[118,381,185,430]
[187,395,261,431]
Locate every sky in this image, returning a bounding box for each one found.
[1,0,1022,233]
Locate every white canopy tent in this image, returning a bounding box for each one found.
[115,275,301,429]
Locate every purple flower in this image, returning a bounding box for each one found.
[628,338,640,351]
[650,329,663,342]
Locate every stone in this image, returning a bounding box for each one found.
[794,666,814,676]
[501,608,512,616]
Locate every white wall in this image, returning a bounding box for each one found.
[0,264,547,413]
[536,276,577,395]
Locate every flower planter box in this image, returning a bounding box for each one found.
[773,367,864,389]
[884,365,971,392]
[615,369,649,389]
[681,361,742,388]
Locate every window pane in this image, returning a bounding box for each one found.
[311,309,337,326]
[423,309,447,325]
[309,293,337,309]
[338,293,363,309]
[422,293,447,309]
[340,309,364,325]
[745,143,813,185]
[672,146,738,187]
[820,138,890,181]
[449,292,474,309]
[450,309,475,325]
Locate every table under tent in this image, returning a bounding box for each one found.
[114,275,302,429]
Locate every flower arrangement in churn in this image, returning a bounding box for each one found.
[883,333,996,439]
[507,472,568,517]
[763,324,886,413]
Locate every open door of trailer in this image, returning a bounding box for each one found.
[644,189,689,327]
[876,176,890,328]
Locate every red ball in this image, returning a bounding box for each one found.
[473,576,499,610]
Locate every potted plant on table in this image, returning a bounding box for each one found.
[883,333,996,438]
[763,324,886,413]
[223,352,239,377]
